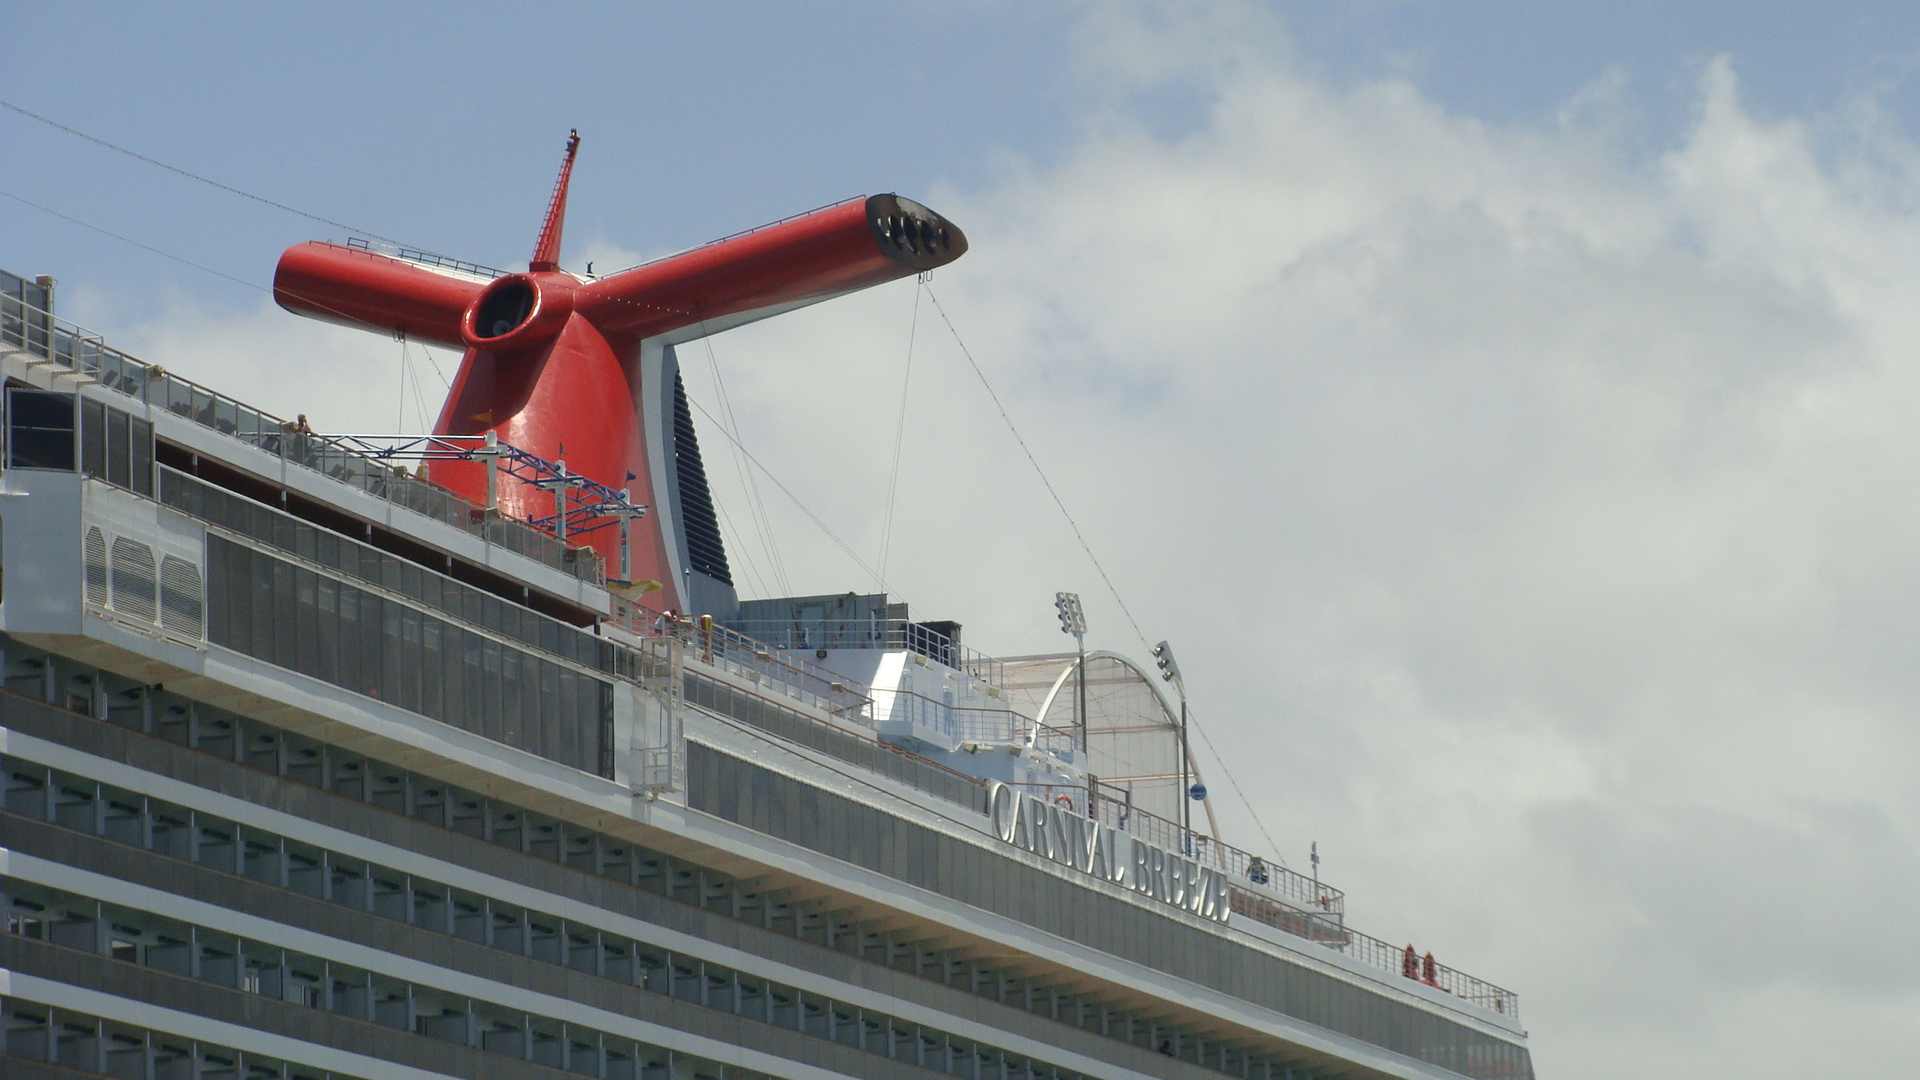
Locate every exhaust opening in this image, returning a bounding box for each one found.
[473,279,536,339]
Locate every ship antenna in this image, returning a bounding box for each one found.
[530,129,581,272]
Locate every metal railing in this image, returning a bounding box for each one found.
[607,599,873,721]
[0,291,602,584]
[722,617,1005,687]
[1336,925,1521,1021]
[344,237,508,280]
[878,689,1076,752]
[1073,783,1347,918]
[603,196,867,279]
[1009,782,1518,1018]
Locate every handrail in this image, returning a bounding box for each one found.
[722,616,1004,688]
[1004,780,1517,1019]
[606,598,873,721]
[602,196,868,279]
[1336,923,1521,1020]
[344,236,509,280]
[878,688,1077,751]
[1008,780,1346,917]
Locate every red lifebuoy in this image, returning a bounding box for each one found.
[1053,794,1075,812]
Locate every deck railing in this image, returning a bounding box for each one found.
[0,288,601,583]
[606,599,873,722]
[1011,781,1520,1018]
[723,616,1004,688]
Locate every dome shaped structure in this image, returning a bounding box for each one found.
[1000,650,1188,825]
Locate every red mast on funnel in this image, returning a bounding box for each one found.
[273,132,967,615]
[528,130,579,273]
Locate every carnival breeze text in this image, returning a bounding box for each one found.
[987,781,1232,922]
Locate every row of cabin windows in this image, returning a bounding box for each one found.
[689,745,1535,1080]
[2,996,371,1080]
[4,880,824,1080]
[0,780,1099,1080]
[0,651,1297,1080]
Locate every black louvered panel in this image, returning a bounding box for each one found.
[109,536,157,623]
[672,370,731,586]
[83,526,108,607]
[160,554,204,637]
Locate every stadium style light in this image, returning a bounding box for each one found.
[1054,592,1086,638]
[1154,639,1196,840]
[1055,592,1088,754]
[1151,639,1182,689]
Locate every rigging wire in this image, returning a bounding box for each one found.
[876,275,926,590]
[682,393,895,595]
[924,282,1153,648]
[396,341,409,435]
[1,99,404,245]
[0,187,268,294]
[420,348,453,391]
[923,282,1293,863]
[1187,705,1288,865]
[397,339,435,436]
[700,333,792,596]
[714,501,773,599]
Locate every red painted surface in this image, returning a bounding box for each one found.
[273,133,965,610]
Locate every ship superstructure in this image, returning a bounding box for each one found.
[0,141,1533,1080]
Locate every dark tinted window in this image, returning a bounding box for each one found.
[203,536,610,778]
[7,389,75,470]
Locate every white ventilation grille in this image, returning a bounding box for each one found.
[109,536,158,623]
[159,555,205,638]
[84,526,108,607]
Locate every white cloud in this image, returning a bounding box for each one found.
[702,22,1920,1080]
[92,8,1920,1077]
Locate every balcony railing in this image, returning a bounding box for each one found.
[1012,780,1348,920]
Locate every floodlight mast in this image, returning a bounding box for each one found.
[1055,592,1088,754]
[1152,639,1191,840]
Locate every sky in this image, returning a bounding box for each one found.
[10,3,1920,1077]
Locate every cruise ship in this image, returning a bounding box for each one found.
[0,135,1535,1080]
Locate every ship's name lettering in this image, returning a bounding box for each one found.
[986,781,1229,923]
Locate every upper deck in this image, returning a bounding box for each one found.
[0,269,1532,1080]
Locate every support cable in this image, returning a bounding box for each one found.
[682,393,896,597]
[1,100,404,245]
[876,275,927,590]
[701,332,792,595]
[0,187,267,293]
[714,501,773,599]
[924,282,1292,864]
[924,282,1153,647]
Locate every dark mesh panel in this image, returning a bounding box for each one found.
[672,370,731,586]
